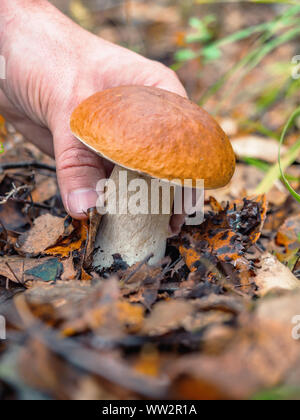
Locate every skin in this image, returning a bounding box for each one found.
[0,0,186,232]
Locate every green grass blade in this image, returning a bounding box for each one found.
[255,108,300,195]
[278,107,300,202]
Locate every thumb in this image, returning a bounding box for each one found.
[54,130,106,219]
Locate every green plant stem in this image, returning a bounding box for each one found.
[255,108,300,195]
[278,107,300,201]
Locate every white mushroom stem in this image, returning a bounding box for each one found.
[93,165,173,268]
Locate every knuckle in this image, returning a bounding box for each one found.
[166,68,181,83]
[56,145,100,173]
[155,62,177,79]
[166,67,177,78]
[150,60,168,73]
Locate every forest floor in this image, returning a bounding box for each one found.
[0,0,300,400]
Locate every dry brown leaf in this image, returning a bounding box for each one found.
[129,1,180,25]
[121,263,162,309]
[0,114,7,137]
[45,219,87,258]
[61,277,144,337]
[255,253,300,297]
[231,135,287,163]
[218,118,238,137]
[275,214,300,263]
[142,300,194,336]
[169,316,299,400]
[16,214,72,256]
[31,177,57,203]
[24,280,91,309]
[19,338,86,400]
[207,164,265,208]
[0,255,59,284]
[256,289,300,325]
[0,195,27,232]
[83,207,102,269]
[134,346,161,378]
[80,268,92,281]
[175,196,267,291]
[60,257,77,282]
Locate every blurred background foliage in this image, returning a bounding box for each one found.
[49,0,300,196]
[50,0,299,123]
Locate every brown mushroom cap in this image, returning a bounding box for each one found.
[70,86,235,189]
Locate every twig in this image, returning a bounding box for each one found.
[0,218,8,244]
[4,262,26,288]
[0,161,56,173]
[123,253,154,284]
[21,259,25,285]
[78,222,90,281]
[162,257,183,276]
[0,195,53,210]
[0,184,31,204]
[83,208,102,270]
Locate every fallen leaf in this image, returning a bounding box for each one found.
[45,219,88,258]
[121,263,163,309]
[0,256,61,284]
[218,118,238,137]
[31,177,58,203]
[142,300,194,336]
[174,196,267,287]
[24,258,63,283]
[0,187,27,233]
[61,277,145,337]
[208,164,265,204]
[275,214,300,264]
[60,257,77,281]
[169,315,299,400]
[0,115,7,137]
[16,214,72,256]
[134,346,161,377]
[255,253,300,297]
[83,207,102,269]
[231,135,287,163]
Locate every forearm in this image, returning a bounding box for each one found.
[0,0,51,18]
[0,0,104,128]
[0,0,64,51]
[0,0,79,124]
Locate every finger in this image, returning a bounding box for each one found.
[169,187,203,235]
[53,129,106,219]
[152,66,188,98]
[169,213,186,236]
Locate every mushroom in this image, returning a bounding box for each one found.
[70,86,235,268]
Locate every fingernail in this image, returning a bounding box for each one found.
[67,188,98,215]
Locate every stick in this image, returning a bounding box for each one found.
[0,161,56,173]
[0,195,54,210]
[122,253,154,284]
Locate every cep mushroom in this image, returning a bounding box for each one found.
[70,86,235,268]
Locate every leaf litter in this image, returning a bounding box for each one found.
[1,119,300,400]
[0,131,300,399]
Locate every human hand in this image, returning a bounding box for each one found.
[0,0,187,232]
